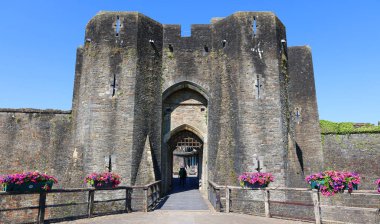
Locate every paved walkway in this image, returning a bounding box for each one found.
[156,177,209,210]
[63,177,307,224]
[63,211,308,224]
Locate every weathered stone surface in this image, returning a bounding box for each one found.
[287,46,323,187]
[0,111,74,186]
[322,133,380,189]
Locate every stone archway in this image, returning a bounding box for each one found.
[167,130,203,190]
[162,82,209,194]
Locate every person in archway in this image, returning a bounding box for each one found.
[179,166,187,187]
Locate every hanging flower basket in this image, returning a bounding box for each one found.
[238,172,274,189]
[305,170,360,196]
[0,172,58,193]
[85,172,121,189]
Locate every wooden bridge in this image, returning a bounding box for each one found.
[0,180,379,223]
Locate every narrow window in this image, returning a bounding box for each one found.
[105,154,116,172]
[105,155,112,172]
[295,108,301,124]
[169,44,174,52]
[111,74,117,97]
[252,17,258,37]
[115,16,121,37]
[222,40,227,48]
[255,75,263,99]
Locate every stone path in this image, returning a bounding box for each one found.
[156,177,209,210]
[63,211,308,224]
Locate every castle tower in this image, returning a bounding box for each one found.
[71,11,322,192]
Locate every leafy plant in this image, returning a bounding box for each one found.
[0,171,58,191]
[238,172,274,188]
[320,120,380,134]
[85,172,121,188]
[305,170,360,196]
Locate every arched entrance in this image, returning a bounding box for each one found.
[162,82,209,194]
[168,129,203,190]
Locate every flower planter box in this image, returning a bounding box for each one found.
[309,180,324,189]
[344,184,358,190]
[242,182,268,189]
[306,171,360,196]
[238,172,274,189]
[3,181,54,193]
[93,182,114,189]
[85,172,121,189]
[309,180,358,191]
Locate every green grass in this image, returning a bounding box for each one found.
[320,120,380,134]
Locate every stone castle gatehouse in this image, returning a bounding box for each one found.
[0,11,323,194]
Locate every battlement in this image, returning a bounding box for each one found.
[83,11,285,53]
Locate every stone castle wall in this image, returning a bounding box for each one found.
[0,109,76,187]
[322,133,380,189]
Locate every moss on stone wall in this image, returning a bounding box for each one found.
[320,120,380,134]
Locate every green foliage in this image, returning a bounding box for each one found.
[320,120,380,134]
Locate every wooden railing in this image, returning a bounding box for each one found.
[134,180,161,212]
[0,180,161,223]
[208,180,379,224]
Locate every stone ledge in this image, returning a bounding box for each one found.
[0,108,71,114]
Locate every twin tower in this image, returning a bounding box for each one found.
[71,11,323,193]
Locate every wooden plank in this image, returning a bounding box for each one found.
[263,190,271,218]
[226,187,230,213]
[215,188,221,212]
[143,188,148,212]
[94,198,125,203]
[87,190,95,218]
[45,202,88,208]
[37,192,46,224]
[270,200,314,207]
[311,190,321,224]
[0,206,40,212]
[125,188,132,213]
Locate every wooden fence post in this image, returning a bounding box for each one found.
[152,185,156,205]
[263,190,271,218]
[125,188,132,213]
[225,187,230,213]
[153,184,158,205]
[157,183,161,199]
[143,187,148,212]
[215,188,221,212]
[311,189,322,224]
[37,192,47,224]
[88,190,95,218]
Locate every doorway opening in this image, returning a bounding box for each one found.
[162,82,208,194]
[169,130,203,191]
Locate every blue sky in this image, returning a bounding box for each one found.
[0,1,379,124]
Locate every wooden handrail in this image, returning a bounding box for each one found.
[0,181,161,223]
[207,180,379,224]
[208,180,223,190]
[207,181,379,193]
[142,180,161,212]
[0,186,134,195]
